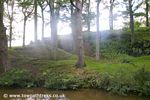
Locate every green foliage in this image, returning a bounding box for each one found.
[40,63,78,90]
[125,67,150,96]
[134,12,146,17]
[133,67,150,86]
[96,73,110,89]
[103,53,134,63]
[83,29,149,56]
[135,27,150,33]
[92,67,150,96]
[130,27,150,56]
[101,28,150,56]
[100,31,130,54]
[131,40,150,56]
[134,21,142,28]
[17,0,33,8]
[73,72,102,88]
[0,68,34,87]
[44,75,65,89]
[40,63,150,96]
[44,74,81,90]
[43,71,76,90]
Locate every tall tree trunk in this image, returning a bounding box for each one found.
[146,0,149,26]
[23,17,27,47]
[96,0,100,60]
[34,0,38,42]
[46,0,59,60]
[7,0,14,48]
[41,9,45,39]
[47,0,58,49]
[50,4,59,60]
[109,0,114,30]
[74,0,85,68]
[0,0,9,72]
[71,5,77,53]
[37,0,45,40]
[50,11,58,49]
[87,0,91,32]
[129,0,134,43]
[9,20,12,48]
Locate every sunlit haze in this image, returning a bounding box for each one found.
[5,1,125,46]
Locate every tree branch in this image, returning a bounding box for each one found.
[70,0,80,11]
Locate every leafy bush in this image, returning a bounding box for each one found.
[84,28,150,56]
[44,76,64,89]
[107,73,134,96]
[42,65,150,96]
[73,72,102,88]
[0,69,34,87]
[104,67,150,96]
[41,65,77,90]
[43,69,101,90]
[131,40,150,56]
[0,67,150,96]
[133,67,150,95]
[96,73,110,89]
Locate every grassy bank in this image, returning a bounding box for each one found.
[0,45,150,96]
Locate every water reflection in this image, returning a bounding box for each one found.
[0,88,149,100]
[26,96,68,100]
[25,94,69,100]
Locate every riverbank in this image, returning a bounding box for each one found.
[0,46,150,96]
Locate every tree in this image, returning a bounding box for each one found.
[123,0,143,43]
[129,0,134,43]
[82,0,95,32]
[96,0,101,60]
[109,0,115,30]
[70,0,85,68]
[0,0,9,72]
[46,0,60,49]
[34,0,38,42]
[71,3,77,53]
[37,0,47,39]
[86,0,91,32]
[18,0,34,47]
[5,0,15,48]
[46,0,67,59]
[134,0,149,26]
[145,0,150,26]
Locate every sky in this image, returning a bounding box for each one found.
[5,0,126,46]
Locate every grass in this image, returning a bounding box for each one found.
[86,55,150,78]
[8,46,150,79]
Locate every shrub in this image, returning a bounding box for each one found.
[82,29,150,56]
[133,67,150,95]
[0,68,34,87]
[105,67,150,96]
[96,73,110,89]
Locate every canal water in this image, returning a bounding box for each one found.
[0,88,149,100]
